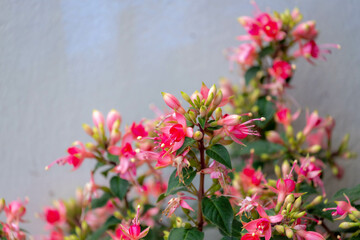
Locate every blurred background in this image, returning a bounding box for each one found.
[0,0,359,237]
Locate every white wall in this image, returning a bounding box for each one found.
[0,0,359,237]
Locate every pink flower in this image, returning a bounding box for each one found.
[107,109,122,132]
[229,43,257,67]
[2,223,26,240]
[292,21,318,40]
[164,193,195,217]
[162,92,186,114]
[241,233,260,240]
[265,131,284,145]
[238,16,261,36]
[113,206,150,240]
[268,178,297,204]
[202,161,232,190]
[256,13,285,41]
[236,195,259,216]
[294,225,325,240]
[47,141,94,171]
[303,110,322,136]
[294,40,340,64]
[268,60,292,83]
[324,194,357,220]
[4,199,28,224]
[130,122,148,139]
[43,201,66,227]
[157,112,193,154]
[295,157,325,196]
[275,107,300,127]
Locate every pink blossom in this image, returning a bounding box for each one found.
[113,206,150,240]
[2,223,26,240]
[274,107,300,127]
[229,43,257,67]
[294,225,325,240]
[92,109,105,128]
[43,201,66,227]
[324,194,357,220]
[47,141,94,171]
[303,110,322,136]
[164,193,195,217]
[162,92,186,114]
[294,40,340,64]
[241,233,260,240]
[130,122,148,139]
[268,178,297,205]
[268,60,292,83]
[4,199,28,224]
[292,21,318,40]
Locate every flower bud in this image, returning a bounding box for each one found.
[282,160,290,178]
[92,110,105,129]
[292,197,302,211]
[215,108,222,120]
[188,111,197,122]
[85,142,97,151]
[208,84,217,99]
[181,91,193,105]
[351,210,360,219]
[0,198,5,213]
[162,92,186,114]
[193,131,203,141]
[275,165,281,179]
[305,195,323,209]
[339,222,360,229]
[110,129,122,146]
[284,194,295,206]
[82,124,94,136]
[205,93,214,107]
[200,106,207,118]
[217,115,241,126]
[308,144,321,153]
[106,109,122,132]
[275,225,284,234]
[212,90,223,107]
[114,211,123,219]
[295,211,306,218]
[266,131,284,145]
[285,226,293,238]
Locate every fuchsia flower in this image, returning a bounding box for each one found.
[229,43,257,68]
[236,195,259,216]
[324,194,357,220]
[43,201,66,227]
[202,161,232,190]
[295,157,325,196]
[86,200,116,231]
[93,109,105,128]
[243,206,283,240]
[256,13,285,41]
[241,233,260,240]
[268,60,292,83]
[112,206,150,240]
[292,21,318,40]
[303,110,322,136]
[293,224,325,240]
[163,193,195,217]
[2,223,26,240]
[294,40,340,64]
[275,107,300,127]
[157,112,193,154]
[46,141,94,171]
[107,109,122,132]
[130,122,148,140]
[4,199,28,224]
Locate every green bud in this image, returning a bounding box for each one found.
[296,131,304,142]
[292,197,302,211]
[308,144,321,153]
[193,131,203,141]
[284,194,295,206]
[295,211,306,218]
[282,160,290,177]
[351,210,360,219]
[0,198,5,212]
[189,111,197,122]
[212,90,223,107]
[267,179,277,187]
[285,227,293,238]
[205,92,214,107]
[200,106,207,118]
[349,214,358,222]
[275,225,285,234]
[75,226,82,237]
[275,165,281,179]
[82,123,93,136]
[339,222,360,229]
[305,195,323,209]
[286,126,294,137]
[184,222,192,229]
[215,108,222,120]
[211,135,222,145]
[338,133,350,153]
[181,91,193,105]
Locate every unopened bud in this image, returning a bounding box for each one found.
[275,225,284,234]
[82,124,94,136]
[275,165,281,179]
[266,131,284,145]
[308,144,321,153]
[286,125,294,137]
[217,114,241,126]
[181,91,193,105]
[200,106,207,118]
[193,131,203,141]
[106,109,122,132]
[351,210,360,219]
[211,135,223,145]
[110,129,122,145]
[0,198,5,212]
[284,194,295,206]
[85,142,97,151]
[295,211,306,218]
[285,227,293,238]
[114,211,122,219]
[306,196,323,209]
[293,197,302,211]
[349,214,357,222]
[75,226,82,237]
[212,90,223,107]
[339,222,360,229]
[205,92,214,107]
[215,108,222,120]
[81,221,88,232]
[189,111,197,122]
[208,84,217,99]
[92,110,105,129]
[282,160,290,178]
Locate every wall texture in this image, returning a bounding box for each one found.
[0,0,359,237]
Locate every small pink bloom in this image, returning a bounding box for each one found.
[4,199,28,224]
[303,110,322,136]
[115,206,150,240]
[92,109,105,128]
[131,122,148,139]
[294,40,339,64]
[295,228,325,240]
[229,43,257,67]
[293,21,318,40]
[107,109,122,132]
[324,194,357,220]
[217,114,242,126]
[268,60,292,83]
[266,131,284,145]
[164,193,195,217]
[238,16,261,36]
[241,233,260,240]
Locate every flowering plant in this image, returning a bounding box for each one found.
[0,3,359,240]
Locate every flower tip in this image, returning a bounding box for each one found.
[137,136,142,140]
[318,220,322,225]
[292,64,296,70]
[250,148,255,154]
[337,44,341,49]
[260,117,266,121]
[248,112,253,117]
[161,92,166,96]
[45,166,49,171]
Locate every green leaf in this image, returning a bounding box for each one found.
[176,137,196,155]
[110,176,129,200]
[255,96,276,130]
[206,144,232,169]
[86,216,121,240]
[168,227,204,240]
[91,192,112,209]
[259,45,275,58]
[198,117,206,129]
[332,184,360,202]
[107,153,119,163]
[157,193,167,203]
[202,196,233,235]
[245,66,261,85]
[166,168,196,195]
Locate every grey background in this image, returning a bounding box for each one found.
[0,0,359,238]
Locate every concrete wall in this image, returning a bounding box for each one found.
[0,0,359,237]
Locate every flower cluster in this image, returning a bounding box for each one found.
[1,3,358,240]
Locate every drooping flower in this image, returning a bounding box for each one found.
[229,43,257,68]
[112,205,150,240]
[293,40,340,64]
[106,109,122,132]
[43,201,66,227]
[324,194,357,220]
[46,141,94,171]
[293,224,325,240]
[268,60,292,83]
[4,199,28,224]
[163,193,195,217]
